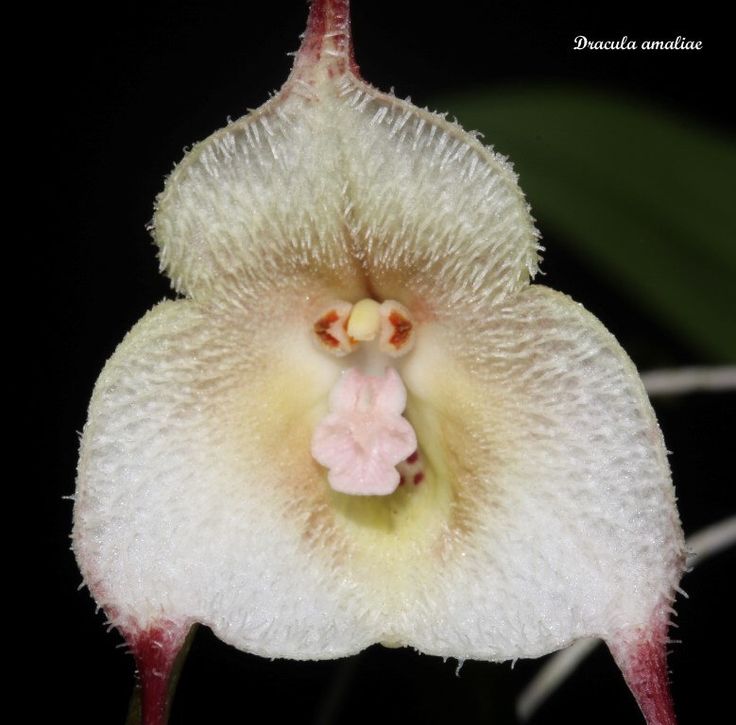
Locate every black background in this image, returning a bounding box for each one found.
[32,1,734,723]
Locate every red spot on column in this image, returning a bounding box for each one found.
[398,475,405,486]
[314,310,340,347]
[388,310,413,348]
[413,472,424,485]
[407,450,418,464]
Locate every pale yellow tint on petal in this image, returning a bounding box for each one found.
[379,287,684,660]
[154,73,539,313]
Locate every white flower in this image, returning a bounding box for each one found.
[73,2,685,723]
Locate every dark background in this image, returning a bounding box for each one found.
[32,1,733,723]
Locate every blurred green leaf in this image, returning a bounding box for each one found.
[435,86,736,361]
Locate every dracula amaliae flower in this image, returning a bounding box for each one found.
[73,1,685,723]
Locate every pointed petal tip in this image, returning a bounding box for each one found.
[608,615,678,725]
[126,621,191,725]
[292,0,359,81]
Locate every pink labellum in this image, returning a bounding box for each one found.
[311,367,417,495]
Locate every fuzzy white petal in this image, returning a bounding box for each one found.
[394,286,685,659]
[74,299,383,658]
[154,74,539,310]
[74,289,684,662]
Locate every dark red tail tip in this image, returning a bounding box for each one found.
[128,622,191,725]
[608,622,678,725]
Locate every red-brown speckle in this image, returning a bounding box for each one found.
[314,310,340,347]
[397,449,424,491]
[388,310,413,348]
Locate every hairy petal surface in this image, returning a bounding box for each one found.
[75,287,684,664]
[335,79,540,308]
[153,94,368,305]
[74,299,384,658]
[153,74,539,311]
[392,286,685,659]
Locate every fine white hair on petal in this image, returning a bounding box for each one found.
[153,71,540,312]
[338,80,540,310]
[516,516,736,721]
[73,299,380,659]
[74,286,685,662]
[396,286,684,660]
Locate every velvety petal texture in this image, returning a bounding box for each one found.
[397,286,683,659]
[73,3,685,724]
[153,55,540,312]
[75,300,379,658]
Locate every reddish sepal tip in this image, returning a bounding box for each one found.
[126,621,190,725]
[608,617,678,725]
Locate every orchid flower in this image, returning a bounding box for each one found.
[72,2,686,724]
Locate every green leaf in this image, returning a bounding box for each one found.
[435,86,736,361]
